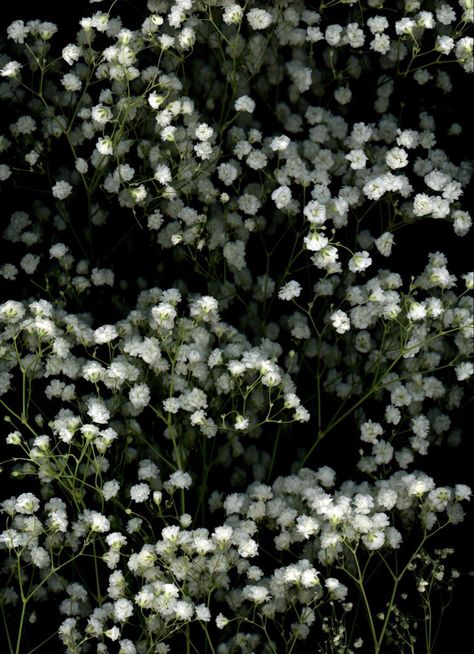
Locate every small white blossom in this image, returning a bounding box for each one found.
[0,61,22,77]
[130,483,150,503]
[235,95,256,113]
[247,8,273,30]
[385,147,409,169]
[330,310,350,334]
[349,251,372,273]
[52,181,73,200]
[278,280,302,301]
[234,415,249,430]
[271,185,292,209]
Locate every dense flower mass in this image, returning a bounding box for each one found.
[0,1,472,653]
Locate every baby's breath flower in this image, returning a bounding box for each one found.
[247,8,273,31]
[235,95,256,113]
[349,251,372,273]
[14,493,40,514]
[216,613,229,629]
[0,300,25,323]
[0,61,22,78]
[270,135,290,152]
[279,280,302,301]
[330,309,350,334]
[52,181,73,200]
[234,415,249,430]
[166,471,192,491]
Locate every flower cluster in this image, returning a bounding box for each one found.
[0,1,472,653]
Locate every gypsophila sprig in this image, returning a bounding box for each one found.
[0,1,472,652]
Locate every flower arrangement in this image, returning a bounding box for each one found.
[0,1,472,653]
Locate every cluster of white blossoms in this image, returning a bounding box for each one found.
[0,1,472,653]
[2,463,469,653]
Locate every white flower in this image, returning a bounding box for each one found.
[363,177,388,201]
[31,546,50,568]
[7,20,30,44]
[218,162,239,185]
[15,493,40,514]
[301,568,320,587]
[296,515,319,538]
[436,34,455,56]
[163,397,180,413]
[75,158,88,174]
[195,604,211,622]
[152,302,177,330]
[247,8,273,30]
[325,577,348,600]
[455,484,472,502]
[370,33,391,54]
[406,301,426,321]
[87,398,110,424]
[88,511,111,533]
[246,150,267,170]
[52,181,73,200]
[166,471,192,490]
[325,25,343,46]
[129,185,147,203]
[367,16,389,33]
[334,86,352,105]
[129,384,151,409]
[234,415,249,430]
[195,123,214,141]
[346,149,367,170]
[408,477,435,497]
[304,200,326,224]
[96,137,114,155]
[294,406,310,422]
[234,95,256,113]
[304,231,328,252]
[49,242,68,259]
[455,362,473,381]
[216,613,229,629]
[223,5,243,25]
[0,300,25,323]
[189,295,219,320]
[61,73,82,92]
[413,194,434,217]
[130,483,150,503]
[91,268,114,286]
[175,601,194,621]
[0,165,12,181]
[13,115,36,135]
[105,626,120,641]
[385,147,409,169]
[349,251,372,273]
[278,280,302,301]
[178,27,195,50]
[62,44,81,64]
[271,185,292,209]
[243,585,269,603]
[238,538,259,558]
[374,232,394,257]
[453,210,472,236]
[360,420,383,444]
[102,479,120,501]
[330,310,350,334]
[0,61,22,77]
[362,531,385,550]
[94,324,118,344]
[270,135,290,152]
[114,598,133,622]
[238,193,261,215]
